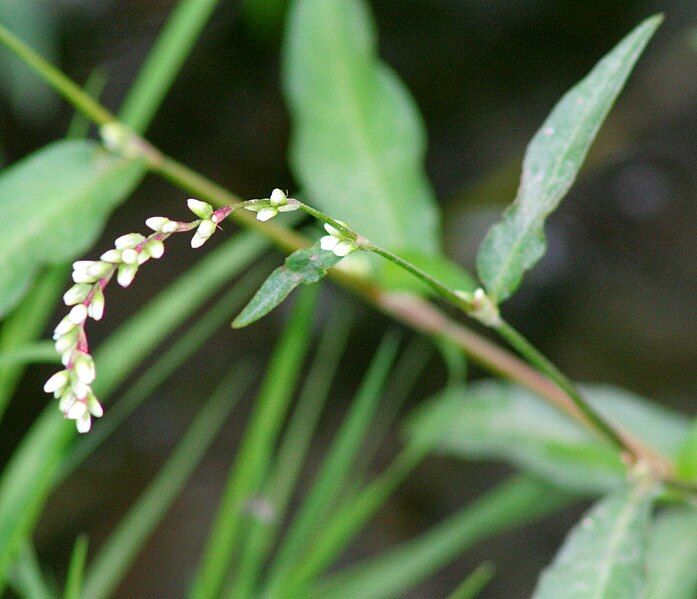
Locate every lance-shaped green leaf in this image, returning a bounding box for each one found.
[476,15,662,303]
[405,380,688,494]
[283,0,441,253]
[645,507,697,599]
[0,139,144,316]
[676,419,697,483]
[232,243,340,328]
[533,484,657,599]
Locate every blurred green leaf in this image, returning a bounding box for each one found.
[405,380,688,494]
[191,286,318,599]
[82,368,253,599]
[10,542,55,599]
[0,341,59,366]
[232,307,354,598]
[446,563,495,599]
[0,231,270,589]
[232,243,340,328]
[262,331,400,598]
[0,140,144,317]
[283,0,440,253]
[63,535,87,599]
[0,0,59,122]
[476,15,662,303]
[533,484,656,598]
[645,506,697,599]
[0,264,66,419]
[316,476,573,599]
[676,419,697,483]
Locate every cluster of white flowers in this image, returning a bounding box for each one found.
[245,188,299,221]
[319,222,358,257]
[44,199,226,432]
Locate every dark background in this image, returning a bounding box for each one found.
[1,0,695,597]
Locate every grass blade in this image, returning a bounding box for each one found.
[82,367,254,599]
[9,542,55,599]
[0,264,66,419]
[261,331,401,598]
[0,342,60,367]
[231,305,354,598]
[63,535,88,599]
[446,562,495,599]
[316,476,574,599]
[118,0,222,134]
[0,231,270,588]
[189,286,319,599]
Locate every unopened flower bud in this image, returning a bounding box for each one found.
[86,392,104,418]
[54,316,76,337]
[88,287,105,320]
[74,352,96,384]
[100,249,122,263]
[121,248,139,264]
[72,260,97,272]
[43,370,69,393]
[59,390,77,413]
[269,188,287,207]
[162,221,180,233]
[191,219,216,248]
[67,400,87,420]
[63,284,91,306]
[137,252,150,265]
[145,217,170,232]
[76,412,92,433]
[72,270,98,284]
[55,329,78,354]
[187,199,214,219]
[146,239,165,259]
[117,263,138,287]
[87,261,113,278]
[68,304,88,324]
[115,233,145,250]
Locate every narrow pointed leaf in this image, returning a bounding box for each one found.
[232,243,340,328]
[191,287,318,599]
[63,535,88,599]
[476,16,662,303]
[533,484,657,599]
[0,140,144,316]
[283,0,440,253]
[82,368,252,599]
[316,477,573,599]
[645,507,697,599]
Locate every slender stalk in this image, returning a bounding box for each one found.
[0,27,676,480]
[0,23,113,125]
[496,321,626,453]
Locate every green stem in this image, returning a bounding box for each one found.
[496,321,626,452]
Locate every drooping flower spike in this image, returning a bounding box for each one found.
[45,199,229,432]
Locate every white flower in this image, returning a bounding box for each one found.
[63,284,91,306]
[76,412,92,433]
[145,217,170,232]
[191,219,216,248]
[87,261,113,278]
[187,199,214,220]
[114,233,145,250]
[71,269,98,284]
[121,248,139,264]
[117,263,138,287]
[87,392,104,418]
[43,370,69,394]
[100,249,122,263]
[74,352,96,384]
[68,304,88,324]
[269,188,286,207]
[54,329,78,354]
[256,207,278,222]
[88,287,105,320]
[162,221,180,233]
[67,400,87,419]
[146,239,165,259]
[319,223,357,257]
